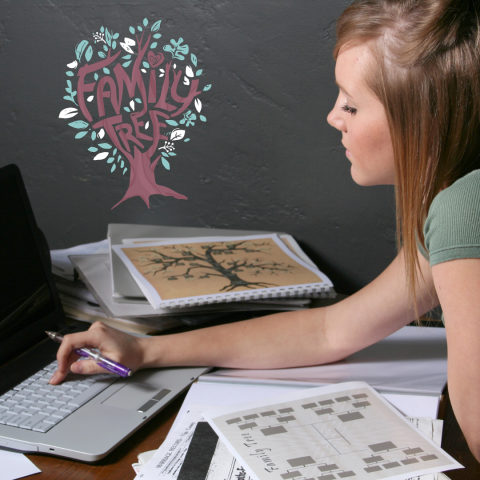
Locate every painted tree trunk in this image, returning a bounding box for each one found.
[112,147,187,209]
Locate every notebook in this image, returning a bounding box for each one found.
[112,235,334,309]
[0,164,209,462]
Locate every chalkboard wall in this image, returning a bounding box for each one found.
[0,0,397,295]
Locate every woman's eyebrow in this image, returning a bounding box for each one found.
[335,81,354,99]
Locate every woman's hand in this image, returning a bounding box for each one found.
[49,322,146,385]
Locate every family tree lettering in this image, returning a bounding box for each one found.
[136,241,295,292]
[59,18,211,208]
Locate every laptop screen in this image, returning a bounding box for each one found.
[0,164,62,365]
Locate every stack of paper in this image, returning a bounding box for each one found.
[51,224,335,334]
[134,382,460,480]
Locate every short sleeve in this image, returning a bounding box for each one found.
[423,170,480,267]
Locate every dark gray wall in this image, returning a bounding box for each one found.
[0,0,397,294]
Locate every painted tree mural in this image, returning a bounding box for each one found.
[136,240,296,292]
[59,18,211,209]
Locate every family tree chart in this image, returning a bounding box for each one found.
[205,383,460,480]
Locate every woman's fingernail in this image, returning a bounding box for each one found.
[49,372,58,384]
[75,362,83,373]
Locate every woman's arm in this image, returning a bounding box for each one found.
[51,249,438,382]
[432,258,480,462]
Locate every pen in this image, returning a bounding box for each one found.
[46,331,132,378]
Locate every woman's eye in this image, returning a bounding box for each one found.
[341,103,357,115]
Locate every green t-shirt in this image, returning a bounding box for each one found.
[419,169,480,266]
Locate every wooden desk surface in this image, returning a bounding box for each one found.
[26,390,480,480]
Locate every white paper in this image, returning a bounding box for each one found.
[173,382,441,436]
[202,326,448,396]
[0,449,41,480]
[203,381,462,480]
[50,239,109,280]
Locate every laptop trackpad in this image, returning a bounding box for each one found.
[102,383,163,410]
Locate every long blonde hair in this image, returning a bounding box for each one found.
[334,0,480,318]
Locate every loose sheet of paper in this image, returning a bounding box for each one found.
[135,405,452,480]
[203,382,461,480]
[0,449,41,480]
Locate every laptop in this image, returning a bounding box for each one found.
[0,164,210,462]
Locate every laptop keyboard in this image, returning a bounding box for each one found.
[0,360,117,433]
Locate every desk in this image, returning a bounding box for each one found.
[26,389,480,480]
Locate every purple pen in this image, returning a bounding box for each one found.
[46,331,132,378]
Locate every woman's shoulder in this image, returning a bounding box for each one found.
[432,169,480,207]
[424,170,480,266]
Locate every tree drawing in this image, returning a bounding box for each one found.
[135,240,296,292]
[59,18,211,209]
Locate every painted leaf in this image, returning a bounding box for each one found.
[124,107,131,112]
[161,152,168,157]
[130,100,135,110]
[88,147,98,152]
[151,20,161,32]
[113,148,118,155]
[122,54,131,59]
[93,152,109,160]
[67,60,78,69]
[105,28,112,46]
[59,107,78,119]
[75,40,89,61]
[94,73,99,81]
[100,26,104,33]
[153,33,161,39]
[91,131,96,141]
[166,120,179,126]
[123,167,127,175]
[203,84,212,91]
[145,121,150,129]
[162,158,170,170]
[129,26,135,35]
[185,65,194,77]
[124,37,135,46]
[196,69,203,76]
[113,33,119,39]
[85,45,93,62]
[107,157,115,163]
[135,98,142,103]
[137,26,142,32]
[87,95,94,102]
[98,128,105,139]
[150,42,157,49]
[194,98,202,113]
[98,52,106,58]
[170,128,185,141]
[111,164,116,172]
[191,53,197,67]
[103,67,110,74]
[120,43,134,54]
[66,71,74,77]
[75,131,88,139]
[98,143,112,149]
[200,115,207,122]
[184,138,190,142]
[122,61,132,68]
[142,61,150,69]
[68,120,89,129]
[112,40,117,49]
[121,160,124,168]
[143,18,148,26]
[141,69,146,73]
[103,45,108,52]
[168,152,176,156]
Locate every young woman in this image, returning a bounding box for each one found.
[51,0,480,461]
